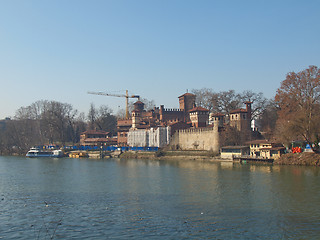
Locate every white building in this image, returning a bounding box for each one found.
[127,129,149,147]
[127,126,171,148]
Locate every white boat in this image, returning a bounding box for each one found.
[26,147,64,158]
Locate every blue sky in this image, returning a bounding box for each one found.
[1,0,319,119]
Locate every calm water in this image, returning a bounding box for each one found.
[0,156,320,239]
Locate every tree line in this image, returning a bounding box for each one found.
[0,101,117,154]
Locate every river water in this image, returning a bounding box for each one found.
[0,156,320,239]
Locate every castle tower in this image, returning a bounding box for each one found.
[178,93,196,122]
[212,116,220,153]
[211,113,225,128]
[131,110,141,129]
[244,101,252,123]
[131,101,144,129]
[230,102,252,133]
[134,101,144,112]
[189,106,209,128]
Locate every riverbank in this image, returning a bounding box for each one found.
[3,149,320,166]
[120,150,320,166]
[119,150,224,161]
[274,152,320,166]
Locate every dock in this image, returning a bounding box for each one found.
[233,156,274,163]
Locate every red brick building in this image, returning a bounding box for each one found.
[230,101,252,132]
[189,106,209,128]
[117,119,132,147]
[80,130,116,146]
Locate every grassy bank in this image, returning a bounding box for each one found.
[275,152,320,166]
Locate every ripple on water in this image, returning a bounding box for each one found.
[1,157,320,239]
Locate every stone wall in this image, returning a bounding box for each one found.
[170,126,220,152]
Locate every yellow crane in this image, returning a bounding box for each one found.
[88,90,140,119]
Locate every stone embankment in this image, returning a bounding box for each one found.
[120,150,320,166]
[119,150,223,161]
[274,152,320,166]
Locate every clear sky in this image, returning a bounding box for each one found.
[1,0,319,119]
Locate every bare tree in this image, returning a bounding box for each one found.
[275,65,320,153]
[239,90,268,121]
[87,103,97,130]
[258,99,278,138]
[87,104,117,134]
[192,88,219,111]
[139,98,156,111]
[15,100,80,145]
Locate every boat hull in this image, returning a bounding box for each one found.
[26,149,64,158]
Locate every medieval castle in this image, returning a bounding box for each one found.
[117,92,253,153]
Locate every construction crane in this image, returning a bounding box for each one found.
[88,90,140,119]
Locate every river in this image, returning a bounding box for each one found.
[0,156,320,239]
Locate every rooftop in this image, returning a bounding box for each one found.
[178,92,196,98]
[230,108,247,114]
[189,106,209,112]
[81,130,109,135]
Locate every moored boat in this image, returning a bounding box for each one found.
[26,147,64,158]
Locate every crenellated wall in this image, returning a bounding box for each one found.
[159,105,184,123]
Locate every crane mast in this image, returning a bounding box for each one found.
[88,90,140,119]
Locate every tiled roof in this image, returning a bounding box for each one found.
[81,130,109,135]
[189,106,209,112]
[178,92,196,98]
[230,108,247,114]
[246,139,271,144]
[134,101,144,105]
[84,138,109,142]
[211,113,225,117]
[221,146,249,149]
[260,147,286,151]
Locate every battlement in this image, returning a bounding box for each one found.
[179,127,215,134]
[163,108,183,112]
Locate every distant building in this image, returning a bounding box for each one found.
[220,146,250,159]
[80,130,116,146]
[127,126,170,148]
[117,119,132,147]
[116,92,261,152]
[178,93,196,123]
[229,101,252,132]
[247,140,285,159]
[117,92,196,146]
[189,106,209,128]
[209,113,225,128]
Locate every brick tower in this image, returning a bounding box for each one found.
[178,93,196,122]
